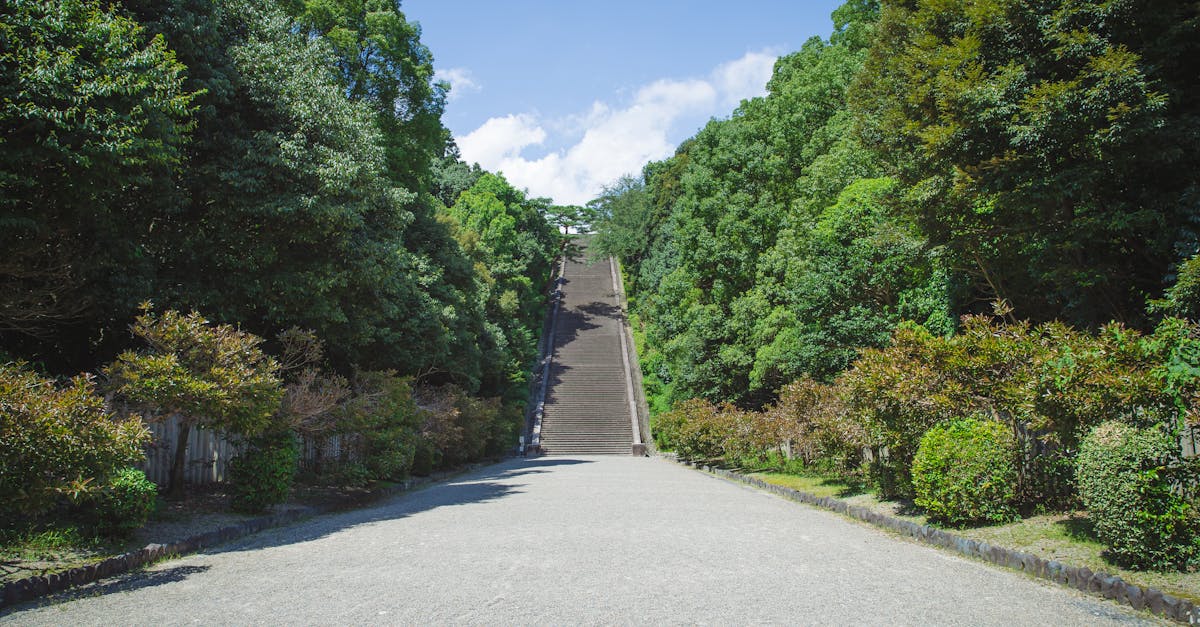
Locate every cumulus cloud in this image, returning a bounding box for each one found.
[458,113,545,166]
[712,51,778,107]
[435,67,481,101]
[457,50,778,205]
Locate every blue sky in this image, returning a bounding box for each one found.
[404,1,844,204]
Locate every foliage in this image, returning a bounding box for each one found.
[0,363,149,523]
[654,399,738,461]
[767,377,865,475]
[852,0,1200,327]
[81,468,158,538]
[912,417,1019,527]
[105,306,282,497]
[588,176,662,270]
[285,0,447,189]
[338,371,422,481]
[446,173,559,399]
[228,430,300,513]
[414,384,514,470]
[0,0,194,350]
[1077,421,1200,571]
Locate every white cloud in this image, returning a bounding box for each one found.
[457,50,779,205]
[435,67,481,101]
[712,51,778,106]
[458,113,545,166]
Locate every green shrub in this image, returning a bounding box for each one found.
[0,363,150,523]
[342,372,422,479]
[652,406,685,451]
[1076,421,1200,570]
[911,417,1019,526]
[83,468,158,537]
[228,431,299,513]
[655,399,735,461]
[105,306,283,499]
[410,439,437,477]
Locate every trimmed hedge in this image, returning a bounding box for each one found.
[911,417,1019,526]
[1077,421,1200,571]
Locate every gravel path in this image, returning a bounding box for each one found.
[2,456,1158,625]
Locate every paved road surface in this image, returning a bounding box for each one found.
[3,456,1155,625]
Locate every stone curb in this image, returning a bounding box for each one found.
[0,506,317,611]
[666,455,1199,625]
[0,460,498,612]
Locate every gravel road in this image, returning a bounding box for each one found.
[2,456,1158,625]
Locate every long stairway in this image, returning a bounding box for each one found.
[538,240,637,455]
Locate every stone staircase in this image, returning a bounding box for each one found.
[538,242,638,455]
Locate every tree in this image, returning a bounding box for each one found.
[284,0,448,190]
[106,307,283,498]
[447,173,559,399]
[852,0,1200,327]
[0,362,150,522]
[588,176,659,268]
[0,0,194,359]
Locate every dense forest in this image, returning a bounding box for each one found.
[591,0,1200,571]
[592,0,1200,411]
[0,0,560,396]
[0,0,566,523]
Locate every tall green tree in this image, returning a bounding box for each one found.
[0,0,194,361]
[447,173,559,399]
[284,0,447,190]
[852,0,1200,327]
[119,0,451,373]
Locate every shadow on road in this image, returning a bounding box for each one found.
[2,565,212,616]
[2,458,593,615]
[199,457,594,557]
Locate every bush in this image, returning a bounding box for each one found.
[228,431,299,513]
[82,468,158,537]
[341,372,421,480]
[105,307,283,498]
[1076,421,1200,570]
[911,417,1019,526]
[769,378,865,476]
[0,363,150,523]
[654,399,735,461]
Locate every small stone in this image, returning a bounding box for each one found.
[963,539,980,557]
[1160,593,1180,620]
[1143,589,1164,615]
[1074,567,1091,592]
[990,546,1007,565]
[1125,584,1145,610]
[1087,572,1104,593]
[1059,565,1075,586]
[1101,576,1122,599]
[1176,599,1196,623]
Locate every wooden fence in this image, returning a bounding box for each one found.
[138,414,351,488]
[139,415,241,487]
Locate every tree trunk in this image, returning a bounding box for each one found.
[168,420,191,499]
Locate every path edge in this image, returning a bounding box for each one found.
[661,453,1199,624]
[0,461,500,612]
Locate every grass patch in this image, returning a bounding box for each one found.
[750,469,1200,603]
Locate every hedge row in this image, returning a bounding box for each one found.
[654,313,1200,571]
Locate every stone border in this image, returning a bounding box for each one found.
[0,506,316,610]
[0,460,499,611]
[668,456,1199,624]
